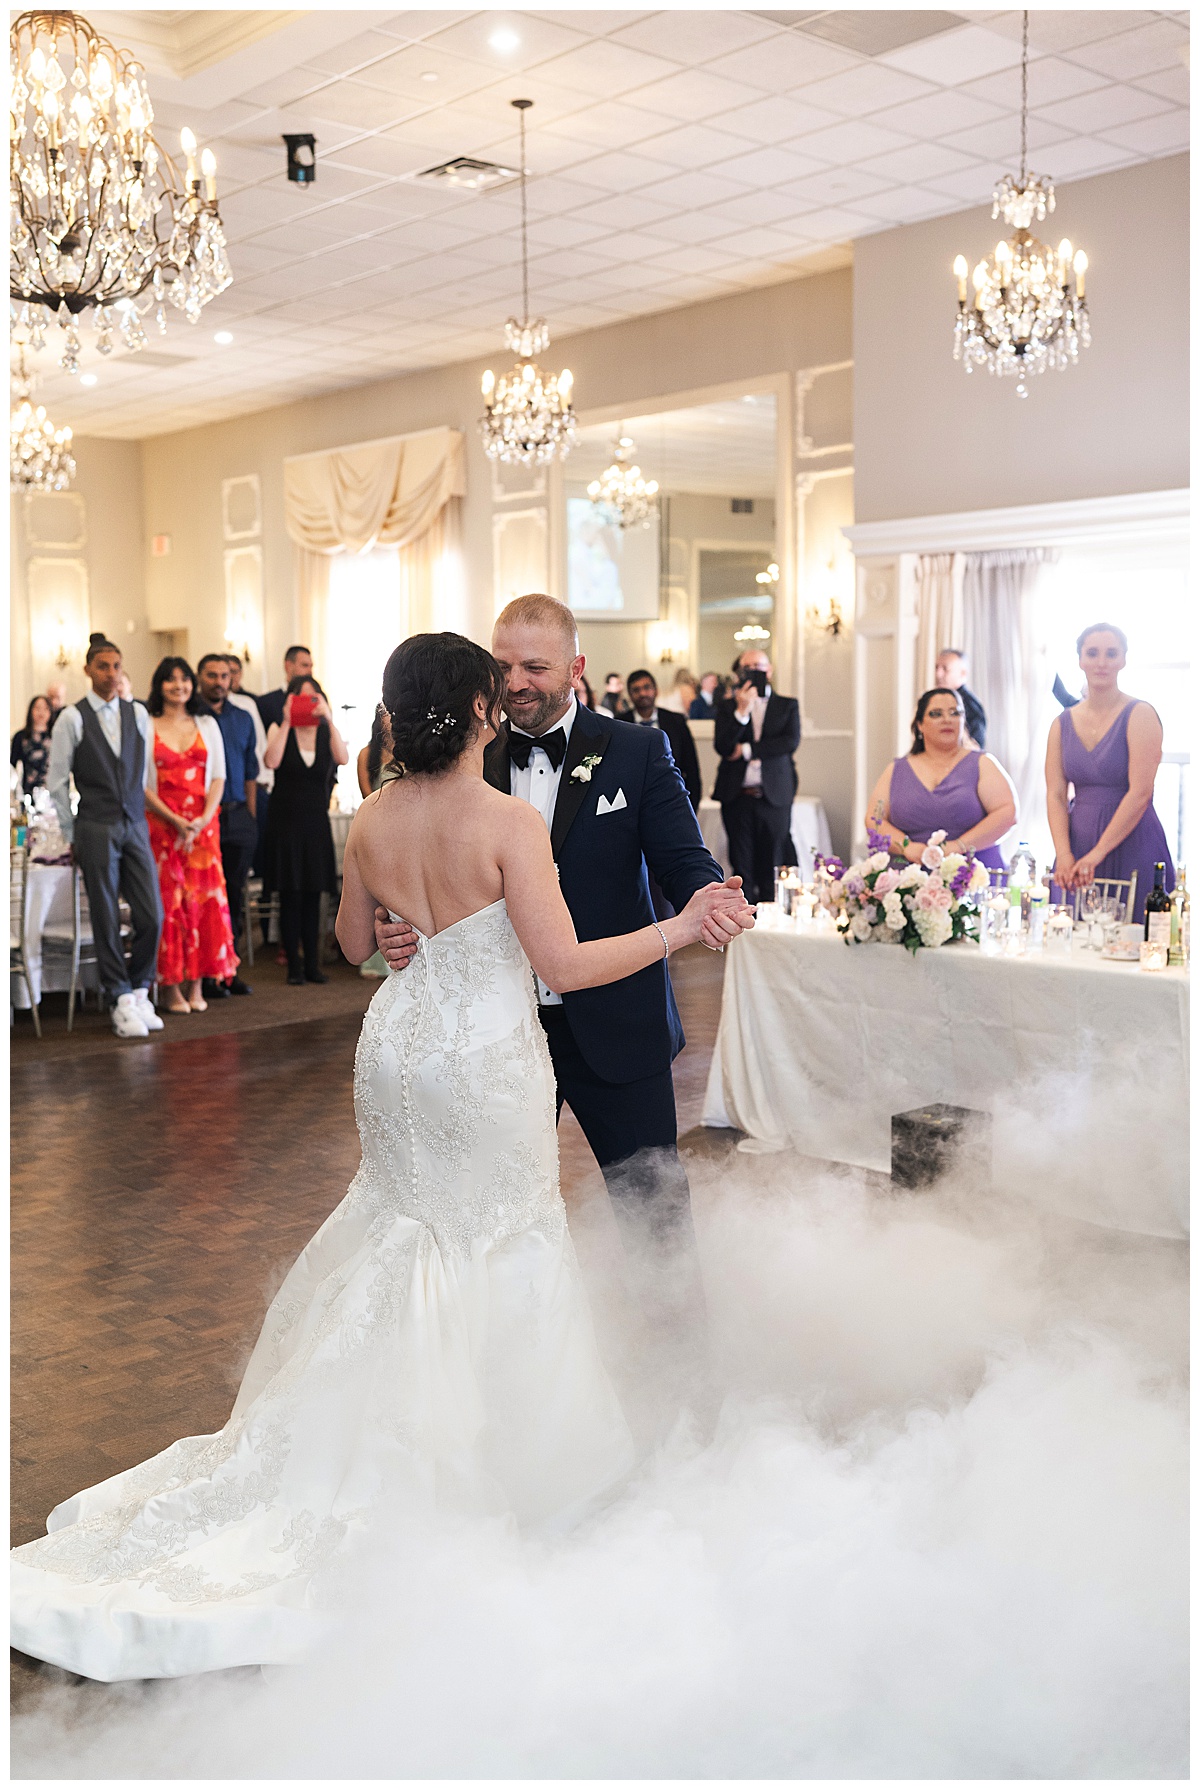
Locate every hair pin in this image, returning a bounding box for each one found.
[426,706,455,735]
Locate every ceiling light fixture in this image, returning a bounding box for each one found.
[734,622,771,645]
[10,10,231,371]
[214,329,233,344]
[10,348,75,490]
[79,371,97,385]
[480,100,575,467]
[489,28,520,52]
[952,10,1089,398]
[587,435,659,530]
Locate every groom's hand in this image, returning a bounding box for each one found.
[375,907,418,971]
[698,876,756,950]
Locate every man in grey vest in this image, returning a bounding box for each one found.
[46,634,164,1038]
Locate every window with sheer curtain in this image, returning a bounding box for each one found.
[323,547,402,810]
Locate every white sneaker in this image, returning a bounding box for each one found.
[111,992,149,1039]
[135,988,165,1032]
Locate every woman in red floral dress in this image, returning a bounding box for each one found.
[144,657,239,1014]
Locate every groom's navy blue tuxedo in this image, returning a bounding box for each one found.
[485,701,722,1082]
[485,700,723,1234]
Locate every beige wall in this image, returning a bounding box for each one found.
[854,154,1188,523]
[9,436,147,723]
[138,266,851,695]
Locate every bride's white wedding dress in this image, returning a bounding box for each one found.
[11,900,635,1682]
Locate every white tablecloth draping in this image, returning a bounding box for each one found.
[703,918,1189,1240]
[11,863,97,1009]
[698,796,832,881]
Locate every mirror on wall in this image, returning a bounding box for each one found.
[564,393,778,692]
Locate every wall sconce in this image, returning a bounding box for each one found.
[55,622,70,669]
[806,554,846,638]
[224,630,252,666]
[647,620,688,664]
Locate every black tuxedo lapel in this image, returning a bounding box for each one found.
[550,705,609,860]
[483,730,510,793]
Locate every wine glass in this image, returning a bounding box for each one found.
[1080,883,1104,949]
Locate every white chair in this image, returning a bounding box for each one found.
[40,865,98,1031]
[10,845,40,1038]
[1070,872,1139,924]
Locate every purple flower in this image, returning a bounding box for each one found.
[815,853,845,877]
[866,828,894,856]
[950,863,973,897]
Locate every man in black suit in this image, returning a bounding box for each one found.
[374,596,754,1258]
[619,667,702,811]
[713,647,801,905]
[256,644,313,732]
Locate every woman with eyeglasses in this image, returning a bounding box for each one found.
[865,687,1018,869]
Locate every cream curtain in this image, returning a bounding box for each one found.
[961,547,1058,856]
[912,552,963,704]
[285,426,466,654]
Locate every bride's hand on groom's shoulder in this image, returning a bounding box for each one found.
[375,906,419,970]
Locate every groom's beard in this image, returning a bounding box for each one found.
[502,679,574,737]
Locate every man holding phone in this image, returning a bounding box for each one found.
[712,647,801,905]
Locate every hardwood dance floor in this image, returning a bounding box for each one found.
[10,944,728,1695]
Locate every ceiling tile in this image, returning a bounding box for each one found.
[616,66,765,121]
[1066,19,1191,81]
[712,223,818,260]
[881,23,1024,85]
[801,61,937,116]
[982,11,1156,55]
[1037,84,1172,135]
[567,192,678,231]
[936,114,1065,166]
[702,188,815,227]
[298,80,415,132]
[525,38,682,100]
[1091,112,1190,156]
[639,209,735,246]
[775,203,881,241]
[796,119,916,163]
[301,30,414,78]
[567,148,681,192]
[608,12,779,62]
[716,93,845,144]
[349,44,510,103]
[962,55,1111,110]
[636,169,752,209]
[1132,64,1190,106]
[780,165,899,206]
[856,141,983,184]
[714,33,862,94]
[1022,135,1140,178]
[714,145,829,186]
[850,185,958,224]
[636,122,769,170]
[643,242,743,276]
[871,86,1008,139]
[421,14,593,72]
[539,98,673,151]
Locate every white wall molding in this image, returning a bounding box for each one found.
[844,488,1189,556]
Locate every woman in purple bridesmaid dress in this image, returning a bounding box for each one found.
[1047,623,1172,921]
[865,688,1018,870]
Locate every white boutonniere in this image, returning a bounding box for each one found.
[571,753,603,784]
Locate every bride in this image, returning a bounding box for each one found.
[11,632,745,1684]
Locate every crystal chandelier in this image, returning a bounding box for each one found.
[11,349,74,490]
[480,100,575,465]
[587,436,658,528]
[10,9,232,371]
[952,11,1089,397]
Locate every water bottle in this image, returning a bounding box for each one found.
[1008,841,1037,889]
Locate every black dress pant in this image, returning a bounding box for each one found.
[73,815,163,998]
[721,791,795,905]
[538,1004,692,1246]
[279,890,322,978]
[218,801,257,962]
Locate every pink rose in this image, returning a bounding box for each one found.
[874,868,900,897]
[921,842,945,870]
[931,884,953,911]
[915,886,936,912]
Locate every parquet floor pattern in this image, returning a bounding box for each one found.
[10,944,728,1698]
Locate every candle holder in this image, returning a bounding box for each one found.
[1139,939,1169,972]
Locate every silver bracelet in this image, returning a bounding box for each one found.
[651,921,670,959]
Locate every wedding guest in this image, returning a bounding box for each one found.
[600,672,631,718]
[866,688,1017,870]
[223,652,271,900]
[659,668,698,716]
[224,652,258,701]
[196,654,258,997]
[573,669,597,711]
[46,635,163,1039]
[713,647,801,904]
[45,679,68,729]
[620,669,702,811]
[257,645,314,731]
[262,675,348,986]
[145,657,238,1015]
[356,706,395,800]
[10,695,54,796]
[1046,623,1172,920]
[689,672,720,719]
[935,648,987,750]
[115,670,134,704]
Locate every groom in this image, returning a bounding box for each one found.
[375,593,755,1246]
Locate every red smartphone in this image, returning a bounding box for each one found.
[289,692,320,727]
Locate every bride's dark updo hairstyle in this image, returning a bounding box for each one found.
[382,632,504,776]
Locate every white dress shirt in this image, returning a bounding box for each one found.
[509,694,578,1005]
[47,691,154,842]
[734,684,772,790]
[228,690,272,792]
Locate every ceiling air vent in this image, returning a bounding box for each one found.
[753,10,963,56]
[417,155,519,192]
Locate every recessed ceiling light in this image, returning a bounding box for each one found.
[489,28,519,52]
[421,70,439,82]
[214,330,234,345]
[80,372,98,386]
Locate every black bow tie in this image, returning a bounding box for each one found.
[508,726,566,771]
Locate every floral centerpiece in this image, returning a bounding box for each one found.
[814,831,988,953]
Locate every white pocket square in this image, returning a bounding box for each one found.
[596,789,627,815]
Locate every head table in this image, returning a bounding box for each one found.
[702,912,1189,1241]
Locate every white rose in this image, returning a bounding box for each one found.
[921,842,945,870]
[883,891,905,929]
[941,853,967,880]
[897,865,923,889]
[850,912,874,942]
[868,851,890,873]
[969,861,990,892]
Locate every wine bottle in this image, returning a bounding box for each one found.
[1144,861,1171,945]
[1169,867,1189,967]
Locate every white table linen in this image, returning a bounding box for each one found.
[11,863,96,1009]
[703,920,1189,1239]
[698,796,832,881]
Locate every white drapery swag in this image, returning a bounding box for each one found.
[962,546,1058,857]
[285,427,466,664]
